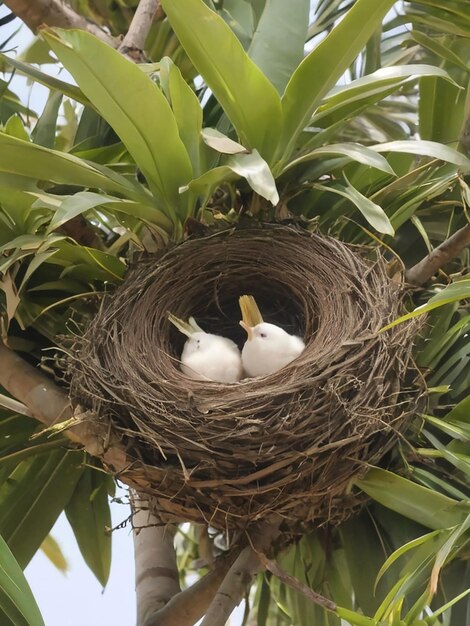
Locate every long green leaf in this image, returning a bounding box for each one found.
[313,64,456,129]
[0,450,84,567]
[161,0,282,162]
[280,0,397,158]
[42,28,193,218]
[31,91,63,149]
[0,133,140,199]
[381,280,470,331]
[247,0,310,94]
[284,142,396,175]
[65,468,112,586]
[0,534,44,626]
[313,178,395,235]
[184,150,279,204]
[40,535,68,573]
[356,468,468,529]
[371,140,470,171]
[159,57,205,177]
[340,513,392,615]
[44,191,172,233]
[0,53,90,106]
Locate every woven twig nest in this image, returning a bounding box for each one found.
[69,225,424,532]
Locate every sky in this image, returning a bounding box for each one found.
[1,8,137,626]
[25,489,136,626]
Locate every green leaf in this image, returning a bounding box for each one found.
[202,128,248,155]
[423,414,470,442]
[410,31,470,72]
[31,91,62,149]
[284,142,396,175]
[313,177,394,235]
[371,140,470,171]
[42,28,193,219]
[0,533,45,626]
[280,0,397,158]
[356,468,468,530]
[161,0,282,162]
[43,191,172,233]
[0,450,84,567]
[183,150,279,204]
[446,394,470,424]
[340,512,392,615]
[375,529,441,588]
[312,64,457,130]
[40,534,68,573]
[247,0,310,94]
[381,280,470,331]
[65,468,112,586]
[336,607,375,626]
[159,57,205,177]
[426,587,470,622]
[0,53,90,106]
[0,133,140,199]
[4,115,30,142]
[234,151,279,201]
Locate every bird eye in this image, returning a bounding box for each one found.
[260,333,267,338]
[197,339,201,344]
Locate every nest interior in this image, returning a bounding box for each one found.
[69,225,424,532]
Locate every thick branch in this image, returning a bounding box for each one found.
[199,545,263,626]
[199,523,281,626]
[405,223,470,286]
[118,0,159,59]
[148,556,236,626]
[0,342,127,470]
[3,0,116,45]
[132,494,181,626]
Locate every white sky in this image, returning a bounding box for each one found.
[25,488,136,626]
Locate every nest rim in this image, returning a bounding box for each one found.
[68,224,425,533]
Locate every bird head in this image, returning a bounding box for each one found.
[241,321,292,346]
[167,312,204,337]
[168,312,227,356]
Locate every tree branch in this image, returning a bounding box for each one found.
[132,493,181,626]
[118,0,160,60]
[0,342,128,470]
[3,0,116,45]
[147,555,237,626]
[405,223,470,286]
[199,523,281,626]
[199,545,262,626]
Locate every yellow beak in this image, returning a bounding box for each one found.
[239,320,254,341]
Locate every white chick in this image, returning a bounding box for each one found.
[168,313,243,383]
[239,295,305,377]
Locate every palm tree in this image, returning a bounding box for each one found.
[0,1,469,625]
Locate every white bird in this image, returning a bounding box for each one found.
[168,313,243,383]
[239,295,305,378]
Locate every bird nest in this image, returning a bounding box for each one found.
[68,225,424,533]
